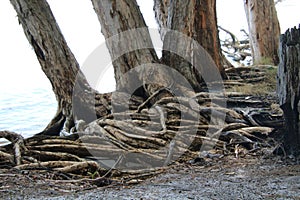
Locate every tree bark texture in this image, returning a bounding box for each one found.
[91,0,174,96]
[10,0,110,135]
[153,0,169,40]
[277,26,300,156]
[4,0,284,172]
[244,0,281,65]
[161,0,226,91]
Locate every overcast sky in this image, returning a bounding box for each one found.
[0,0,299,92]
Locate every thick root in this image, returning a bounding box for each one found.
[0,85,283,181]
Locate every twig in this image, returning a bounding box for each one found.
[100,154,124,178]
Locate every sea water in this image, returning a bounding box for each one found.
[0,86,57,139]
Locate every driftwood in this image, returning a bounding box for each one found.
[219,26,251,64]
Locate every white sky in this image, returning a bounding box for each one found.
[0,0,299,93]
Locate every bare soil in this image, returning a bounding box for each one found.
[1,155,299,200]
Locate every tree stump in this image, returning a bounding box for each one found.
[277,25,300,156]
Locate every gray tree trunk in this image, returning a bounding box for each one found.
[153,0,169,40]
[157,0,226,92]
[277,26,300,156]
[244,0,281,65]
[10,0,110,135]
[91,0,174,96]
[9,0,225,136]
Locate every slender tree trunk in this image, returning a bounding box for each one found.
[155,0,226,91]
[10,0,110,135]
[244,0,281,65]
[153,0,169,40]
[277,26,300,156]
[91,0,175,96]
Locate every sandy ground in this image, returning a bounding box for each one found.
[1,156,299,200]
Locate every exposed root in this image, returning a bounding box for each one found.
[0,85,283,183]
[0,131,27,165]
[0,150,14,164]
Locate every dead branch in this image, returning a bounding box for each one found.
[218,26,251,64]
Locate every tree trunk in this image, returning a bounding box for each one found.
[5,0,284,172]
[91,0,175,96]
[157,0,226,91]
[10,0,110,135]
[277,26,300,156]
[153,0,169,40]
[244,0,281,65]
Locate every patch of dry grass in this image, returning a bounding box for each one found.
[254,57,275,65]
[227,66,277,95]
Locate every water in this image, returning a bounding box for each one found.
[0,86,57,139]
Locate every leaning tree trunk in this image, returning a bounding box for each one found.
[157,0,226,92]
[244,0,281,65]
[277,26,300,156]
[10,0,110,135]
[91,0,177,97]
